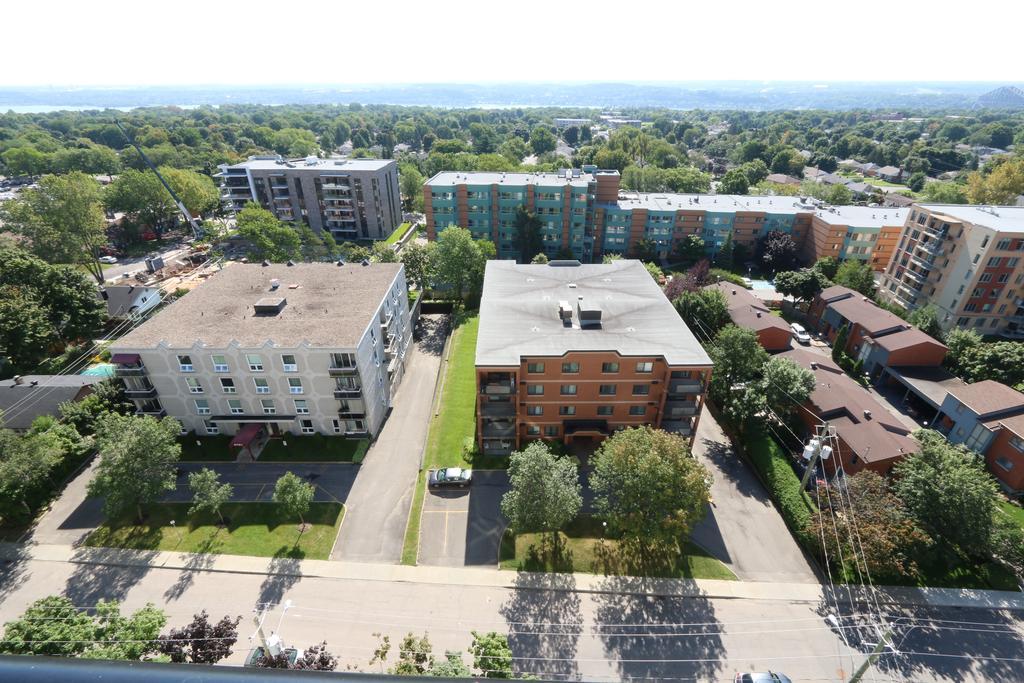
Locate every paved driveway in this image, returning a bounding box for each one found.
[690,406,818,583]
[167,462,357,503]
[331,314,448,563]
[419,471,508,567]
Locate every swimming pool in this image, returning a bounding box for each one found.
[81,363,115,378]
[747,279,776,291]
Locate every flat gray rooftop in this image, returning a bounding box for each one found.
[229,157,395,173]
[114,262,402,350]
[918,204,1024,233]
[476,260,712,367]
[427,170,595,188]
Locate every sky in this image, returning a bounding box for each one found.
[3,0,1019,87]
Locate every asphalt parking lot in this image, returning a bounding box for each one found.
[166,462,357,504]
[418,470,509,567]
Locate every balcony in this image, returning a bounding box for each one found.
[338,409,366,419]
[482,420,516,438]
[480,401,515,417]
[334,388,362,399]
[668,379,703,395]
[665,400,698,418]
[136,407,166,418]
[328,365,359,376]
[482,382,514,395]
[662,418,694,437]
[123,386,158,399]
[114,365,147,377]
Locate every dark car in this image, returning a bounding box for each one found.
[428,467,473,489]
[735,673,792,683]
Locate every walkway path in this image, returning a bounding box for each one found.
[331,314,447,562]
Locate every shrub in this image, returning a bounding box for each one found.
[745,430,816,547]
[709,268,748,288]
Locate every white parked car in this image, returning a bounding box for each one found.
[790,322,811,345]
[98,255,119,264]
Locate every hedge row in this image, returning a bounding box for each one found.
[745,429,817,548]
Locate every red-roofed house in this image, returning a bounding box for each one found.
[705,282,792,352]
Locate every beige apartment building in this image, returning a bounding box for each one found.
[109,262,412,441]
[878,204,1024,337]
[475,259,713,456]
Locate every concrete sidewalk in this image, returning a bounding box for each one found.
[4,541,1022,613]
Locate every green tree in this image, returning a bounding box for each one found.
[708,324,769,405]
[1,146,51,177]
[372,241,399,263]
[673,234,706,266]
[58,379,133,436]
[833,259,876,297]
[907,171,927,193]
[810,472,930,580]
[0,427,66,520]
[715,232,734,270]
[718,168,750,195]
[591,426,711,548]
[87,413,182,522]
[271,128,319,156]
[273,472,315,526]
[430,651,472,677]
[529,126,557,155]
[401,240,434,290]
[497,138,529,165]
[739,159,769,185]
[0,286,53,369]
[399,164,425,213]
[430,226,488,303]
[188,468,234,524]
[673,288,731,339]
[500,441,582,541]
[0,596,166,661]
[967,158,1024,205]
[469,631,513,679]
[235,204,301,262]
[761,356,815,418]
[530,252,549,264]
[943,326,982,378]
[824,183,853,205]
[393,632,433,675]
[756,231,800,273]
[813,256,840,280]
[922,181,968,204]
[512,207,543,264]
[662,167,711,193]
[644,261,664,282]
[773,268,831,304]
[0,172,108,283]
[832,323,850,362]
[907,304,943,340]
[892,430,1001,556]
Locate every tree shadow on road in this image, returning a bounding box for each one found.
[0,544,30,604]
[499,570,583,679]
[255,550,303,610]
[414,314,449,357]
[62,546,157,606]
[593,576,725,681]
[162,535,220,602]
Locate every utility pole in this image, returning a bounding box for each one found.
[848,625,896,683]
[800,423,835,489]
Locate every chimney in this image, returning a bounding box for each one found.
[12,375,23,385]
[863,410,872,420]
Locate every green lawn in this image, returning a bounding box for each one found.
[259,436,369,463]
[401,470,427,565]
[384,222,414,246]
[998,500,1024,528]
[499,516,736,580]
[85,502,344,560]
[177,436,237,461]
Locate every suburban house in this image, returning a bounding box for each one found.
[765,173,801,186]
[101,284,162,320]
[706,281,792,352]
[807,285,947,377]
[883,194,916,208]
[819,173,849,186]
[474,259,712,456]
[846,182,876,199]
[780,348,918,476]
[934,380,1024,494]
[108,262,412,443]
[0,375,102,432]
[876,166,903,183]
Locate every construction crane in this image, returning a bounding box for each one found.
[114,119,203,239]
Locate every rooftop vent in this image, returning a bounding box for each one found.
[361,259,370,266]
[558,300,573,321]
[548,260,582,267]
[262,260,271,267]
[286,260,295,267]
[577,298,602,328]
[336,259,345,266]
[810,362,818,370]
[270,279,280,290]
[863,410,872,420]
[254,297,287,316]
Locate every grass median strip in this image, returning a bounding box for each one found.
[86,502,344,560]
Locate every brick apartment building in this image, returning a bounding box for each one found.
[424,168,906,268]
[878,203,1024,337]
[474,259,712,456]
[216,156,402,242]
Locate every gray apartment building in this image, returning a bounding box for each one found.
[217,156,402,242]
[109,262,412,440]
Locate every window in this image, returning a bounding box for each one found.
[220,377,236,394]
[177,355,194,372]
[254,378,270,394]
[632,384,650,396]
[1010,436,1024,454]
[560,384,577,395]
[204,420,219,435]
[194,399,210,415]
[562,362,580,374]
[288,378,303,394]
[185,378,203,394]
[987,256,1002,267]
[543,425,559,437]
[527,362,545,373]
[282,354,298,372]
[526,405,543,416]
[1009,257,1021,269]
[261,399,276,415]
[602,362,620,373]
[599,384,617,396]
[559,406,576,416]
[294,399,309,415]
[228,399,243,415]
[246,354,264,372]
[212,355,229,372]
[629,405,646,416]
[597,405,614,416]
[955,402,965,414]
[526,425,541,436]
[635,361,654,373]
[995,456,1015,472]
[330,352,356,369]
[979,274,992,283]
[527,384,544,396]
[300,419,315,434]
[997,239,1012,250]
[332,419,343,434]
[964,422,992,452]
[670,370,692,379]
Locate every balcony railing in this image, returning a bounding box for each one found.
[328,365,358,376]
[482,421,516,438]
[334,388,362,399]
[338,409,366,419]
[668,379,703,395]
[665,400,698,418]
[115,365,147,377]
[136,407,166,418]
[123,386,158,399]
[482,382,515,395]
[480,401,515,417]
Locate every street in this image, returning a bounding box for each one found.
[102,243,189,283]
